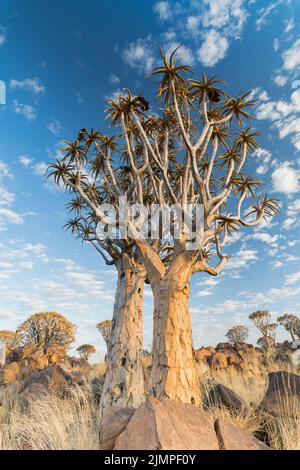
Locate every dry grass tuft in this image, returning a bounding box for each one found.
[0,385,99,450]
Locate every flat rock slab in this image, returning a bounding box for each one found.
[215,418,270,450]
[114,397,219,450]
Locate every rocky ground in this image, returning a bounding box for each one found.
[0,342,299,450]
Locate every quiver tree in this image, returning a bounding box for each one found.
[76,344,97,361]
[16,312,75,352]
[0,330,19,348]
[225,325,249,346]
[278,314,300,342]
[48,137,146,409]
[96,320,112,350]
[249,311,278,354]
[0,330,19,365]
[48,48,279,406]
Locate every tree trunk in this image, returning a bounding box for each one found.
[100,255,146,409]
[150,269,201,407]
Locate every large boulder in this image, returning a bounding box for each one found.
[214,418,270,450]
[24,364,74,395]
[99,406,135,450]
[204,383,246,414]
[114,397,220,450]
[0,362,19,385]
[259,371,300,418]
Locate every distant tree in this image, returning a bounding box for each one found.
[257,335,275,351]
[143,344,153,357]
[278,314,300,342]
[96,320,112,350]
[16,312,76,352]
[250,311,277,353]
[225,325,249,345]
[76,344,97,361]
[0,330,19,348]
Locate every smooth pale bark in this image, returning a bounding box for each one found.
[150,260,201,407]
[100,254,146,409]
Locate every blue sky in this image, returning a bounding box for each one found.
[1,0,300,361]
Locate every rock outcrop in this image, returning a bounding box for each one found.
[112,397,269,450]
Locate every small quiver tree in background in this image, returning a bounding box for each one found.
[278,314,300,342]
[0,331,19,365]
[96,320,112,352]
[225,325,249,346]
[76,344,97,361]
[250,311,277,357]
[16,312,76,353]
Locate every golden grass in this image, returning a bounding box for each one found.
[0,385,99,450]
[0,357,299,450]
[200,365,300,450]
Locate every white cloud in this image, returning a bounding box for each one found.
[251,232,279,246]
[272,164,299,194]
[18,155,32,167]
[201,0,247,37]
[0,26,6,45]
[282,39,300,71]
[255,0,285,31]
[273,38,279,51]
[285,271,300,285]
[0,186,14,206]
[198,29,229,67]
[76,92,84,104]
[226,248,258,270]
[284,18,294,34]
[122,36,155,73]
[153,1,172,21]
[10,78,45,95]
[283,217,296,230]
[0,208,23,225]
[47,119,62,136]
[196,290,213,297]
[32,162,48,177]
[273,74,288,87]
[272,260,283,269]
[0,161,11,180]
[109,74,120,85]
[253,88,300,150]
[253,147,272,174]
[165,41,195,65]
[12,100,37,121]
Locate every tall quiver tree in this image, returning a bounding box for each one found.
[115,49,277,405]
[49,48,279,407]
[48,134,146,409]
